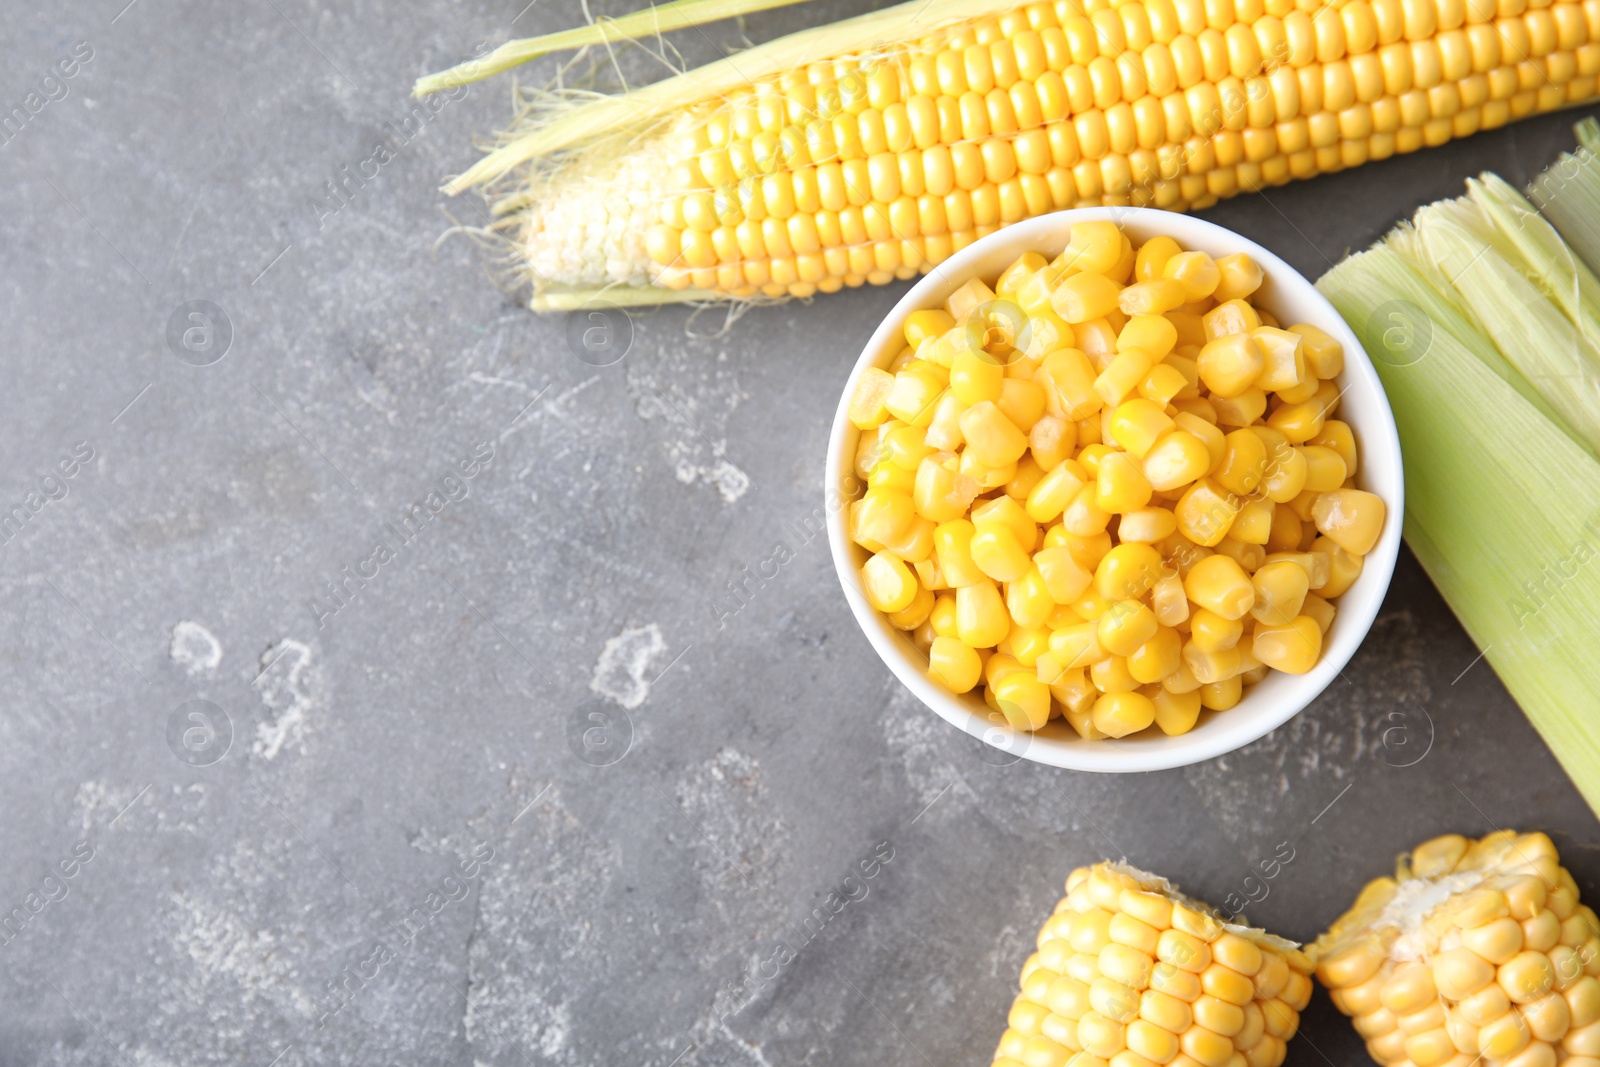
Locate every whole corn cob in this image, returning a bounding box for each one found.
[424,0,1600,309]
[1315,831,1600,1067]
[993,861,1315,1067]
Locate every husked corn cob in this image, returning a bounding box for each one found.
[1315,831,1600,1067]
[424,0,1600,308]
[993,861,1315,1067]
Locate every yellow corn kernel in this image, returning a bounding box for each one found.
[915,454,980,522]
[956,580,1011,647]
[930,592,958,637]
[850,367,897,428]
[1038,348,1104,421]
[1211,387,1267,428]
[1096,452,1155,514]
[1299,446,1348,493]
[1202,299,1263,341]
[869,460,916,493]
[997,252,1050,297]
[1288,323,1345,378]
[1090,654,1140,693]
[1060,220,1126,275]
[1035,545,1095,604]
[1478,1010,1532,1059]
[1312,488,1386,556]
[1118,508,1179,545]
[1229,498,1274,545]
[1185,554,1256,620]
[972,524,1034,582]
[1500,952,1558,1004]
[993,669,1052,730]
[973,495,1039,549]
[1198,333,1265,397]
[884,423,934,470]
[854,486,916,547]
[1109,398,1176,457]
[1189,608,1244,652]
[1029,415,1076,469]
[1095,542,1165,601]
[1064,484,1113,536]
[1212,253,1265,303]
[1025,460,1087,523]
[999,377,1049,433]
[1145,687,1199,734]
[961,400,1030,467]
[1252,327,1307,392]
[1008,624,1053,668]
[1198,676,1242,710]
[885,364,948,427]
[1120,278,1189,316]
[1163,251,1222,302]
[928,635,983,693]
[1183,641,1242,685]
[1140,362,1191,406]
[1008,567,1058,629]
[1152,573,1190,627]
[1128,627,1182,684]
[1134,237,1183,283]
[1175,479,1241,547]
[1054,271,1124,323]
[1099,600,1160,657]
[925,392,967,451]
[1092,690,1157,737]
[888,584,935,629]
[932,519,986,588]
[947,276,998,320]
[906,309,958,349]
[1095,347,1158,406]
[1265,382,1337,442]
[1309,420,1357,477]
[1251,615,1322,674]
[863,551,919,613]
[881,515,935,562]
[1250,560,1310,625]
[1118,314,1179,359]
[951,346,1006,405]
[1142,431,1213,493]
[1050,621,1107,670]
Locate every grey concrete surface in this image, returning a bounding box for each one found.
[1,1,1597,1064]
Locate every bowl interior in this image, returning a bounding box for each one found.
[825,207,1404,773]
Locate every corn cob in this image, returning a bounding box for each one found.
[1315,831,1600,1067]
[424,0,1600,310]
[993,861,1315,1067]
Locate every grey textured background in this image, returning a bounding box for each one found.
[2,1,1598,1064]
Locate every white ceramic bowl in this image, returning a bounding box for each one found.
[826,207,1404,773]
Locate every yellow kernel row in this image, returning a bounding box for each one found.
[634,0,1600,300]
[846,221,1385,740]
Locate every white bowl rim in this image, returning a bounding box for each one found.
[825,206,1405,773]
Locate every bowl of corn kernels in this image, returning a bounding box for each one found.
[826,207,1404,772]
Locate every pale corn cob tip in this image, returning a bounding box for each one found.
[994,860,1315,1067]
[502,0,1600,308]
[1315,831,1600,1067]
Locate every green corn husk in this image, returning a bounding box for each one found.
[1317,121,1600,817]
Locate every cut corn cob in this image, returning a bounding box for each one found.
[1314,831,1600,1067]
[993,861,1315,1067]
[424,0,1600,309]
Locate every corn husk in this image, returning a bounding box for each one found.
[1317,122,1600,818]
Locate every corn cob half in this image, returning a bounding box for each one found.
[425,0,1600,310]
[994,861,1315,1067]
[1315,831,1600,1067]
